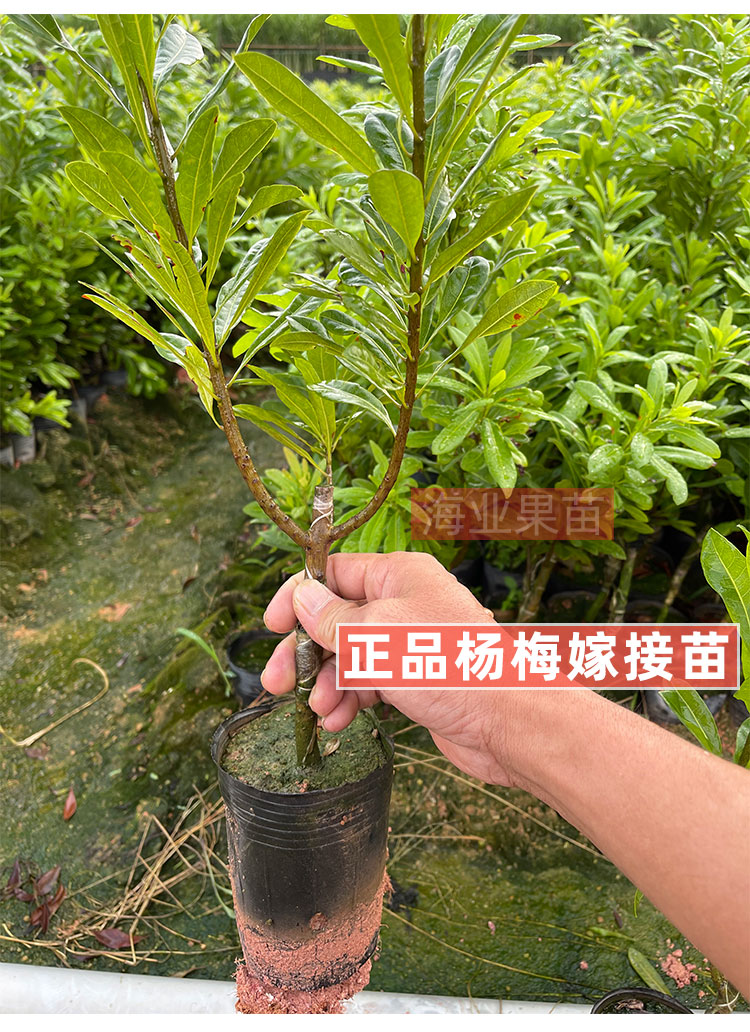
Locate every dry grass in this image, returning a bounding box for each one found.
[0,787,235,968]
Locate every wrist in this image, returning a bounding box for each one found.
[493,689,601,801]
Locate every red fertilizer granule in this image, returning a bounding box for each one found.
[660,948,698,989]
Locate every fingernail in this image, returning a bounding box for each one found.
[293,579,332,618]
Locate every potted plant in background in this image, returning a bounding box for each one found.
[18,11,559,1011]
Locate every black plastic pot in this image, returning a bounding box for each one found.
[212,703,393,991]
[591,988,692,1013]
[99,368,128,389]
[226,628,284,707]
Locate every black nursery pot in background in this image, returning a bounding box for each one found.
[211,704,394,993]
[226,629,284,707]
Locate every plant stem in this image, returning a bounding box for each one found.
[518,545,556,623]
[294,480,333,767]
[585,554,622,622]
[609,545,638,623]
[656,528,706,623]
[331,13,427,541]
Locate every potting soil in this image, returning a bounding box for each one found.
[221,701,387,792]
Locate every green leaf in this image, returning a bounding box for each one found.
[734,717,750,767]
[311,380,394,433]
[464,279,556,346]
[349,15,412,123]
[233,404,315,462]
[588,443,623,479]
[175,106,217,241]
[701,528,750,647]
[97,151,173,236]
[364,110,412,171]
[59,106,135,162]
[575,380,620,418]
[183,15,270,138]
[235,185,304,230]
[213,119,275,194]
[627,947,672,996]
[215,210,308,347]
[206,173,243,286]
[81,288,187,363]
[481,419,517,490]
[65,162,130,220]
[159,240,216,355]
[182,344,218,420]
[659,690,722,755]
[368,169,424,258]
[98,15,155,147]
[154,22,203,88]
[235,53,377,175]
[630,432,654,467]
[429,187,536,283]
[651,456,688,506]
[647,358,668,411]
[432,404,483,455]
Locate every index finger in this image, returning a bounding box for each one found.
[264,552,437,632]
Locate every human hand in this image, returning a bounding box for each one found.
[261,551,516,785]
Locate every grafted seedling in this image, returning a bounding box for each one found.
[48,12,558,766]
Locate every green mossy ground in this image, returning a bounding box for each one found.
[221,701,386,793]
[0,392,739,1009]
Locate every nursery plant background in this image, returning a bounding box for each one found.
[1,12,748,1010]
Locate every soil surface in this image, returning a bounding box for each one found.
[221,702,387,793]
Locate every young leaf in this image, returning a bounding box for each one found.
[368,169,424,258]
[659,690,722,755]
[206,173,243,285]
[429,187,537,283]
[175,106,217,241]
[235,53,377,175]
[464,280,557,347]
[97,15,155,146]
[349,15,412,123]
[154,22,203,89]
[213,120,275,195]
[364,110,413,171]
[734,717,750,767]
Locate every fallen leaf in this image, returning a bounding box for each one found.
[14,888,34,903]
[3,859,21,896]
[125,516,142,530]
[116,653,130,669]
[78,472,95,488]
[36,865,61,896]
[79,513,98,521]
[98,602,132,622]
[190,524,200,543]
[63,787,77,821]
[47,883,66,919]
[29,901,50,933]
[322,738,340,757]
[17,583,35,593]
[126,683,143,695]
[94,928,143,950]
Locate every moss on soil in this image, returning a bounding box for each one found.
[221,701,387,793]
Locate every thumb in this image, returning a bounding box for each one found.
[292,579,361,651]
